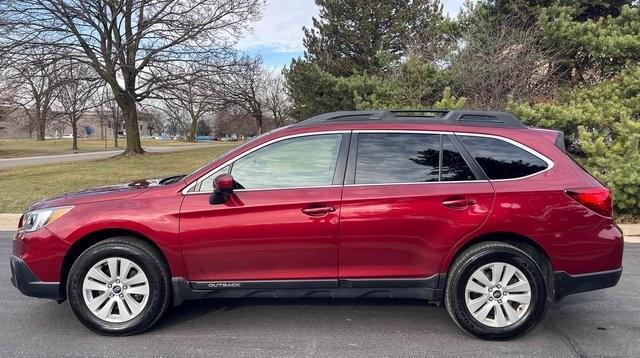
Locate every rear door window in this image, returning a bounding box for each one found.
[354,133,476,184]
[459,136,549,180]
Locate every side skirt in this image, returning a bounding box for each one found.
[171,275,446,306]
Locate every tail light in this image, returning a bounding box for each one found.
[565,188,612,217]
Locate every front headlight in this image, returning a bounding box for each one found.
[20,206,73,232]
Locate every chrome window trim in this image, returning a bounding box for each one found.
[182,131,349,195]
[182,129,554,194]
[455,132,554,181]
[344,180,490,188]
[355,129,453,135]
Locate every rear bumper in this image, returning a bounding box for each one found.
[10,255,62,300]
[553,268,622,301]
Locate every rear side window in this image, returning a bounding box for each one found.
[354,133,476,184]
[459,136,548,180]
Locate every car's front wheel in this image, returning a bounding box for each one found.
[445,241,547,339]
[67,237,171,335]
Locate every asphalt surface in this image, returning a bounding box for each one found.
[1,231,638,357]
[0,144,216,169]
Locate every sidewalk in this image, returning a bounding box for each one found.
[0,213,638,242]
[0,144,216,169]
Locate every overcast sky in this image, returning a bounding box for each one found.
[236,0,468,69]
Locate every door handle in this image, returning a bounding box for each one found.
[301,205,336,216]
[442,198,477,209]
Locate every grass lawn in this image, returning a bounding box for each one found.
[0,144,238,213]
[0,138,201,158]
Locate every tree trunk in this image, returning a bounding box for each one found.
[71,119,78,151]
[37,114,46,141]
[189,117,198,142]
[113,127,118,148]
[256,116,263,135]
[120,96,144,154]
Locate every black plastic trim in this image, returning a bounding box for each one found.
[447,134,488,180]
[172,275,446,306]
[344,132,358,185]
[296,110,526,129]
[553,268,622,301]
[332,132,352,185]
[190,279,337,290]
[554,131,567,153]
[340,275,439,288]
[10,255,62,300]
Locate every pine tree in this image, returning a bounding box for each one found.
[302,0,444,76]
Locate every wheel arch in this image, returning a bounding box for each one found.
[59,228,171,300]
[443,232,555,301]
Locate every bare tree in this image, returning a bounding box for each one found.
[94,86,123,148]
[214,107,257,139]
[0,64,14,129]
[0,0,262,154]
[217,56,294,133]
[2,50,64,140]
[154,64,219,141]
[56,61,101,150]
[448,16,563,110]
[262,73,291,128]
[217,58,292,133]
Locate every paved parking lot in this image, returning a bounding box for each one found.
[1,231,638,357]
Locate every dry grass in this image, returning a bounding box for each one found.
[0,144,238,213]
[0,138,200,158]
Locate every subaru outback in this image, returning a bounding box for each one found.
[10,110,623,339]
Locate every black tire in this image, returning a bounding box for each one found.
[67,237,171,336]
[445,241,547,340]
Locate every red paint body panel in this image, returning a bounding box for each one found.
[11,121,623,288]
[14,183,188,282]
[179,187,341,281]
[339,182,494,278]
[12,228,70,282]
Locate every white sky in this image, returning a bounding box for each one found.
[236,0,469,67]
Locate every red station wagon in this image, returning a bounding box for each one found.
[10,110,623,339]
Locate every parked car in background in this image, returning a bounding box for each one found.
[61,134,84,139]
[11,110,622,339]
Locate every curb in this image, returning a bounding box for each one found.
[0,214,21,231]
[1,213,639,242]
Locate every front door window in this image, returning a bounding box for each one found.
[231,134,343,189]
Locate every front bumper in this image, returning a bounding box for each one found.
[553,268,622,301]
[10,255,62,300]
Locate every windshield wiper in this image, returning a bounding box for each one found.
[159,174,187,185]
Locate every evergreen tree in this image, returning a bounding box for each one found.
[510,66,640,216]
[302,0,444,77]
[539,3,640,83]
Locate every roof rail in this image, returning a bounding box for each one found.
[298,109,526,129]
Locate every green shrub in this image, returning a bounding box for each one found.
[510,67,640,216]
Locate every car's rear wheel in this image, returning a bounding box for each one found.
[445,241,547,339]
[67,237,171,335]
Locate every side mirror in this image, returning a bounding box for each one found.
[210,174,234,205]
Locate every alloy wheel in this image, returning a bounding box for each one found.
[464,262,532,328]
[82,257,150,323]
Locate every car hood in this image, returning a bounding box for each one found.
[28,178,170,211]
